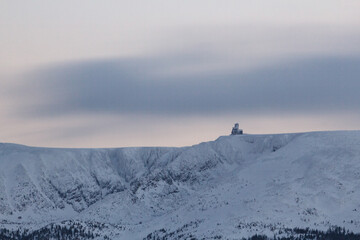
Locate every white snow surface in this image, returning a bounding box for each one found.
[1,131,360,239]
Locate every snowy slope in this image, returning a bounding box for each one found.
[1,131,360,239]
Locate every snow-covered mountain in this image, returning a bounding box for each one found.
[1,131,360,239]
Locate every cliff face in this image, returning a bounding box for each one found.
[1,131,360,239]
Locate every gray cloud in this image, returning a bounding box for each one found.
[13,55,360,117]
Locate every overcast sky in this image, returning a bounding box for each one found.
[1,0,360,148]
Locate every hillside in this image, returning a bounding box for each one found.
[1,131,360,239]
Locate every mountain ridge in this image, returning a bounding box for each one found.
[1,130,360,239]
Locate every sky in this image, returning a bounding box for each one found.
[1,0,360,148]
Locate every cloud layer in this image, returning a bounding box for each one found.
[13,55,360,117]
